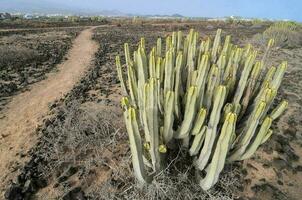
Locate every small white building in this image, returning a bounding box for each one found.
[24,14,34,19]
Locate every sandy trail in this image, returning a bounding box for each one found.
[0,27,99,197]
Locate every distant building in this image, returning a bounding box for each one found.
[0,12,12,20]
[23,14,41,19]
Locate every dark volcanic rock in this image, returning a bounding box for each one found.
[62,187,86,200]
[4,184,23,200]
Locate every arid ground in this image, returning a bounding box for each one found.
[0,20,301,200]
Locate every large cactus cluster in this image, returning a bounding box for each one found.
[116,29,288,190]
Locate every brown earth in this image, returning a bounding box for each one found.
[0,27,99,197]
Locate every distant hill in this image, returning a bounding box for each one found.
[1,0,126,16]
[0,0,184,18]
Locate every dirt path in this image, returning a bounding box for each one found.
[0,27,99,197]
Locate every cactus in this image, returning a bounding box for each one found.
[116,29,288,190]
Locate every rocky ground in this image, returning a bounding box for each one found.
[0,27,83,112]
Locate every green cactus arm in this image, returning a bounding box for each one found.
[204,65,219,110]
[121,97,130,111]
[259,66,276,93]
[166,36,172,52]
[192,32,198,60]
[259,88,277,122]
[185,30,198,90]
[115,56,128,96]
[177,31,183,53]
[142,83,151,143]
[240,117,273,160]
[157,80,164,115]
[264,66,277,83]
[270,61,287,91]
[254,66,276,103]
[137,46,149,124]
[172,32,177,49]
[155,57,163,81]
[261,38,274,67]
[248,87,275,118]
[222,49,235,82]
[160,57,166,84]
[196,85,226,170]
[239,61,262,117]
[164,50,175,96]
[199,113,236,190]
[174,86,198,139]
[188,28,194,43]
[228,101,266,161]
[196,54,210,108]
[127,62,138,107]
[204,37,211,53]
[255,62,287,108]
[189,126,207,156]
[191,70,198,86]
[199,40,206,55]
[174,52,184,120]
[124,43,132,67]
[242,43,252,61]
[133,50,138,70]
[261,129,273,144]
[186,47,195,90]
[212,113,237,184]
[182,38,189,67]
[234,47,243,65]
[137,47,148,83]
[248,61,264,98]
[149,48,157,78]
[156,37,162,58]
[221,35,231,56]
[163,91,175,143]
[140,37,145,49]
[211,29,222,62]
[270,100,288,120]
[217,54,226,82]
[146,79,162,171]
[250,61,263,83]
[233,53,256,105]
[197,41,205,67]
[155,57,164,113]
[242,87,275,127]
[124,107,152,184]
[191,108,207,135]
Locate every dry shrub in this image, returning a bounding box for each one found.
[87,145,241,200]
[0,45,38,68]
[252,21,302,48]
[40,101,120,176]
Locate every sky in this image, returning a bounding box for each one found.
[2,0,302,21]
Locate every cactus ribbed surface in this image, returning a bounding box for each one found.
[116,29,288,190]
